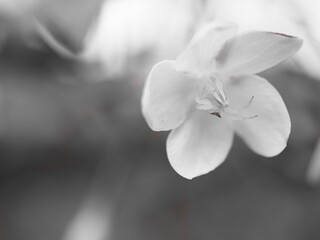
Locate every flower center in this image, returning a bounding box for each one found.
[195,76,228,116]
[195,76,258,120]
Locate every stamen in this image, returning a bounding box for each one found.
[225,111,259,121]
[241,96,255,109]
[234,114,259,121]
[209,76,227,104]
[196,77,258,121]
[222,95,258,121]
[206,93,224,106]
[195,80,227,113]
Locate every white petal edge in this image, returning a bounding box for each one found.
[142,60,196,131]
[175,21,238,75]
[226,75,291,157]
[166,111,234,179]
[217,31,303,75]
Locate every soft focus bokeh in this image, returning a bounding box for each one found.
[1,0,320,239]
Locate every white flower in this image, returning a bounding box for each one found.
[142,21,303,179]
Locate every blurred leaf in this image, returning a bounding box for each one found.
[306,138,320,184]
[34,0,104,53]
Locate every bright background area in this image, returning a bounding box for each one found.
[0,1,320,240]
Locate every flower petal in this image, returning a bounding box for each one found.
[166,111,234,179]
[142,60,196,131]
[226,75,290,157]
[175,21,237,75]
[217,31,303,75]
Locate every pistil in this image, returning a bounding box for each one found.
[195,76,258,121]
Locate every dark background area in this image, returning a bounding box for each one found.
[0,1,320,239]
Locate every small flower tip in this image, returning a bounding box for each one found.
[270,32,295,38]
[269,31,303,48]
[269,31,303,41]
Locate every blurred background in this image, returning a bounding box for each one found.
[0,0,320,239]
